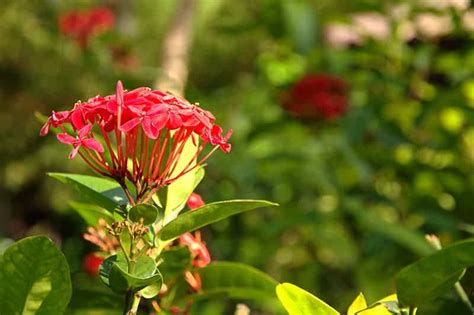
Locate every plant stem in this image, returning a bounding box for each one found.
[119,180,136,206]
[123,290,141,315]
[455,282,474,315]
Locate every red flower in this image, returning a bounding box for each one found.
[187,192,204,210]
[59,7,114,48]
[57,124,104,159]
[40,81,231,202]
[283,73,349,120]
[179,231,210,291]
[83,252,104,276]
[179,231,211,268]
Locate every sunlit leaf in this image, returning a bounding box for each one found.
[276,282,339,315]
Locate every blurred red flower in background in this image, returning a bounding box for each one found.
[283,74,349,120]
[83,252,104,276]
[59,7,115,48]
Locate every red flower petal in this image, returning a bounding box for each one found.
[116,80,124,108]
[71,108,86,130]
[69,145,81,159]
[150,110,168,131]
[78,124,93,138]
[142,118,159,139]
[82,138,104,153]
[57,133,76,144]
[120,117,141,133]
[40,120,51,136]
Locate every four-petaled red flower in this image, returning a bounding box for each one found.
[59,7,115,48]
[57,124,104,159]
[283,73,349,120]
[40,81,231,203]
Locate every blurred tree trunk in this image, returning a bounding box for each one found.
[154,0,196,96]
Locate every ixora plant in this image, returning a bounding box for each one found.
[0,82,472,315]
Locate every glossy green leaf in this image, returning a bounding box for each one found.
[0,236,72,315]
[276,282,339,315]
[396,238,474,306]
[128,204,160,225]
[159,200,278,240]
[69,201,116,226]
[49,173,127,212]
[100,254,162,293]
[193,261,279,304]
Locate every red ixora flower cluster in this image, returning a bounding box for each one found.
[59,7,115,48]
[40,82,231,202]
[283,73,349,120]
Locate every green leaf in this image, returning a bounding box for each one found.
[69,201,116,226]
[100,255,162,293]
[165,165,205,216]
[159,200,278,240]
[276,282,339,315]
[193,261,279,304]
[49,173,127,212]
[159,247,192,280]
[0,236,72,315]
[0,238,13,255]
[128,204,160,225]
[139,282,162,299]
[396,238,474,306]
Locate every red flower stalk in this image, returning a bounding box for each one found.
[41,81,232,203]
[283,73,349,120]
[59,7,115,48]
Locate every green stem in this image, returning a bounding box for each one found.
[455,282,474,315]
[123,290,141,315]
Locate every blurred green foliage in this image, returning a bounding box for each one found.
[0,0,473,314]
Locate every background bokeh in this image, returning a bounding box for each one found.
[0,0,473,314]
